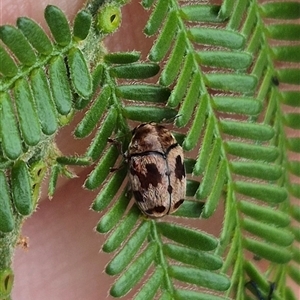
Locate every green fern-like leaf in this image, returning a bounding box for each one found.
[78,0,298,299]
[0,1,126,296]
[0,5,93,159]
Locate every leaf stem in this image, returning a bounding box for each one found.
[149,220,175,296]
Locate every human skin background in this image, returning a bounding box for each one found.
[1,0,299,299]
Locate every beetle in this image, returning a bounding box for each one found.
[127,122,186,218]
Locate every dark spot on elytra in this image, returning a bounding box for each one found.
[133,190,144,202]
[154,206,166,213]
[131,163,162,189]
[175,155,185,180]
[146,205,166,215]
[143,163,162,188]
[146,163,158,173]
[174,199,184,209]
[168,185,173,194]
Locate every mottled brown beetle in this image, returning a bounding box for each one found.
[127,122,186,218]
